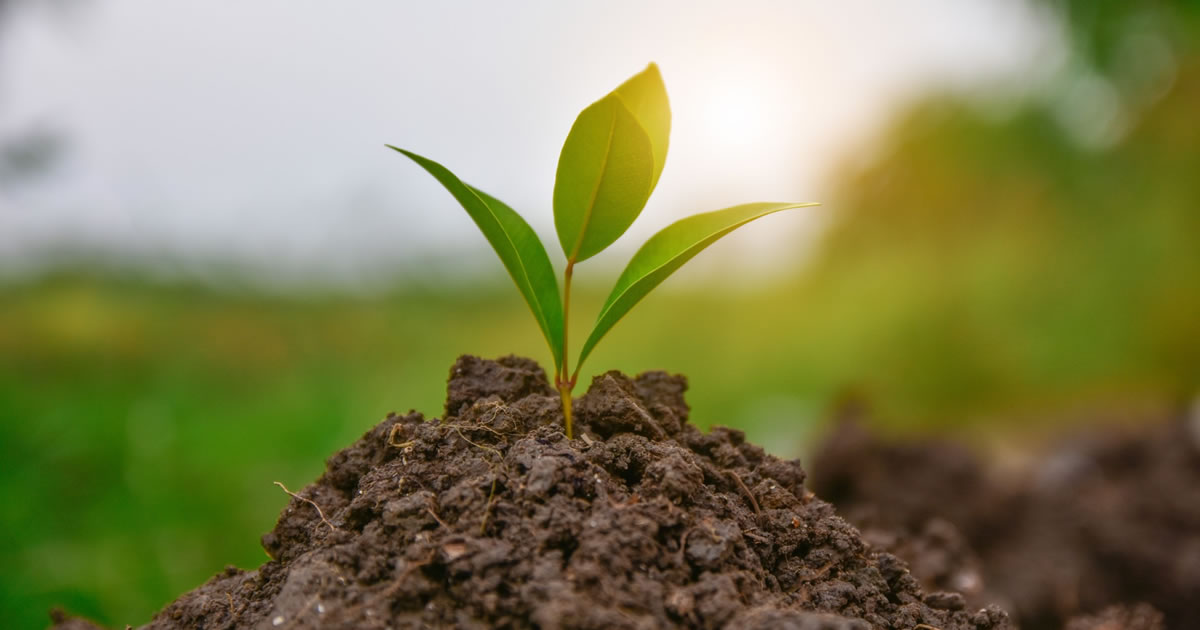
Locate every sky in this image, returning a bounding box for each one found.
[0,1,1061,288]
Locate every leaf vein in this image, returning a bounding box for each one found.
[568,106,618,262]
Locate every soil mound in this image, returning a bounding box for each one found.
[53,355,1010,630]
[810,416,1198,630]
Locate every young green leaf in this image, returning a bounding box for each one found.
[388,145,565,371]
[575,202,820,371]
[614,63,670,192]
[553,93,655,263]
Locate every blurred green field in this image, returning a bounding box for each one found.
[0,272,846,628]
[4,4,1199,627]
[3,221,1195,628]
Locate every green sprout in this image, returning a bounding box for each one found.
[389,63,817,439]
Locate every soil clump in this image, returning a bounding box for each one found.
[51,355,1011,630]
[810,415,1198,630]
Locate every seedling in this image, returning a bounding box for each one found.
[389,63,817,439]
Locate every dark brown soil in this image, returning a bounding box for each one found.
[51,355,1012,630]
[810,415,1198,630]
[1062,604,1164,630]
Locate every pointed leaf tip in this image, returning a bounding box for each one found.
[615,63,670,192]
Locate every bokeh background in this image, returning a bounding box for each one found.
[1,1,1196,627]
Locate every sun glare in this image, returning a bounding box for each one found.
[695,59,781,155]
[702,85,772,152]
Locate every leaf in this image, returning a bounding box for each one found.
[553,93,656,263]
[614,63,671,193]
[388,146,565,370]
[576,202,820,370]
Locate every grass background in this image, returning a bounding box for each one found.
[3,253,1192,627]
[0,275,842,626]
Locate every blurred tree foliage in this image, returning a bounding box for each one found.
[793,0,1199,426]
[1053,0,1199,77]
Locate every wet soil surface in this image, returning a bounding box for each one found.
[52,356,1012,630]
[810,415,1199,630]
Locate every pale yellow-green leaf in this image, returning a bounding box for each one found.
[614,63,670,192]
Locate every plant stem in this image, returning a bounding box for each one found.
[558,261,576,439]
[558,380,574,440]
